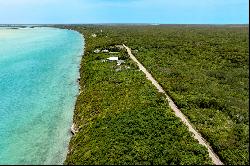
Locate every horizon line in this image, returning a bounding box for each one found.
[0,23,249,25]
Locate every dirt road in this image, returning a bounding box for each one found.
[123,44,223,165]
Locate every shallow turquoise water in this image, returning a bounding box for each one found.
[0,27,84,164]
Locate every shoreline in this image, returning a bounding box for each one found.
[62,28,85,161]
[63,26,213,165]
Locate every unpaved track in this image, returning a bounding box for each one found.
[123,44,223,165]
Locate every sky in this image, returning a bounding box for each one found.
[0,0,248,24]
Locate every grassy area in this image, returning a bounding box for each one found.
[64,26,212,165]
[64,25,249,165]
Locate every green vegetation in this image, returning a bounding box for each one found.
[64,25,248,165]
[65,25,249,165]
[124,26,249,165]
[64,26,212,165]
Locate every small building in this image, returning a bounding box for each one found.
[107,57,118,61]
[115,45,124,50]
[117,60,125,66]
[94,49,100,53]
[102,49,109,53]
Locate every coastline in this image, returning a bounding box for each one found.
[63,28,85,159]
[63,26,213,165]
[62,25,248,165]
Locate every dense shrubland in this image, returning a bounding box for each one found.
[63,26,212,165]
[122,26,249,165]
[63,25,249,164]
[64,25,248,165]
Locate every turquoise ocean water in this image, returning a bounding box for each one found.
[0,27,84,164]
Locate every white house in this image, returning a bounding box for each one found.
[107,57,118,61]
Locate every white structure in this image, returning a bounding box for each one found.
[117,60,125,66]
[91,34,97,37]
[102,49,109,53]
[107,57,118,61]
[94,49,100,53]
[115,45,124,50]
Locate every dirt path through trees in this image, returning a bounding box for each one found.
[123,44,223,165]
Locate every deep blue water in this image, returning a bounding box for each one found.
[0,27,84,164]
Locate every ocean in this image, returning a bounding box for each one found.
[0,27,84,164]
